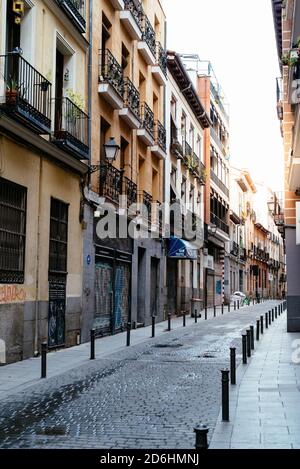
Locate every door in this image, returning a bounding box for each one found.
[167,258,177,314]
[207,272,215,307]
[114,262,130,331]
[95,261,113,334]
[54,49,64,136]
[48,198,68,348]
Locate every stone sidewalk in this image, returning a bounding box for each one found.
[210,311,300,449]
[0,302,249,399]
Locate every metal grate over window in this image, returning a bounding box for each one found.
[0,177,27,284]
[49,198,68,276]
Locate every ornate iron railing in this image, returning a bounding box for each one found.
[0,53,52,134]
[140,102,155,138]
[124,77,141,121]
[124,0,143,30]
[199,161,207,185]
[154,120,166,152]
[123,176,137,207]
[53,97,89,159]
[99,49,124,98]
[210,213,229,235]
[138,190,152,224]
[210,170,229,198]
[184,141,193,156]
[142,15,156,58]
[99,162,123,204]
[57,0,86,32]
[157,42,167,76]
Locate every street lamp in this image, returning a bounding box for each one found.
[103,137,120,162]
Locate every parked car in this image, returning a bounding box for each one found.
[230,291,246,303]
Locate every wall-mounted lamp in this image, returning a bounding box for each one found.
[13,1,24,24]
[103,137,120,162]
[64,68,70,82]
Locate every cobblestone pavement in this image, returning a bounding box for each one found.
[0,302,281,449]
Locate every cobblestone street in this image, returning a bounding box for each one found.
[0,302,281,449]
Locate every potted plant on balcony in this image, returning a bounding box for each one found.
[5,76,20,104]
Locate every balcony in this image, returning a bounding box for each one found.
[57,0,86,33]
[230,241,239,257]
[98,50,124,110]
[210,170,229,198]
[52,97,89,160]
[137,103,155,146]
[119,78,141,129]
[199,161,207,186]
[108,0,124,9]
[152,42,167,86]
[120,0,143,40]
[210,213,229,235]
[138,15,156,66]
[123,176,137,208]
[182,141,192,167]
[99,162,123,205]
[138,190,153,226]
[211,126,227,157]
[151,121,166,159]
[0,53,52,134]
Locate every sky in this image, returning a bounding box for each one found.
[161,0,284,193]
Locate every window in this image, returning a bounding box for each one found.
[49,198,69,275]
[0,178,27,284]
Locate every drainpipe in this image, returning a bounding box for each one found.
[34,157,43,356]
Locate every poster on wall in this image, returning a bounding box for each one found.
[297,202,300,245]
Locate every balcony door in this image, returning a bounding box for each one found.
[54,49,64,136]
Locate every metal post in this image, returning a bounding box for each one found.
[234,301,236,311]
[195,309,198,324]
[242,334,247,364]
[41,342,47,379]
[221,369,230,422]
[246,329,251,357]
[230,347,236,385]
[194,425,209,450]
[127,321,131,347]
[265,313,269,329]
[168,313,171,331]
[182,311,186,327]
[260,315,264,334]
[152,315,155,338]
[272,309,274,323]
[214,305,216,318]
[222,304,224,315]
[90,329,95,360]
[269,310,271,325]
[256,320,260,341]
[250,325,254,350]
[237,300,240,310]
[205,307,207,320]
[275,306,278,319]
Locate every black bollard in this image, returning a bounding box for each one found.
[205,307,207,320]
[237,300,240,310]
[272,309,274,323]
[127,321,131,347]
[41,342,47,379]
[182,311,186,327]
[275,307,278,319]
[195,309,198,324]
[265,313,269,329]
[246,329,251,357]
[222,304,224,315]
[221,369,230,422]
[194,425,209,450]
[168,313,171,331]
[242,334,247,364]
[269,311,271,326]
[234,301,236,311]
[256,320,260,341]
[90,329,95,360]
[214,305,216,318]
[260,315,264,335]
[230,347,236,385]
[152,315,156,338]
[250,325,255,350]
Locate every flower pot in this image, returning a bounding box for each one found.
[41,81,50,92]
[6,90,18,104]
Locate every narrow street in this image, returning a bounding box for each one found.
[0,302,281,449]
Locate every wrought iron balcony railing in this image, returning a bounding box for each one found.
[210,170,229,198]
[141,190,152,223]
[99,49,124,99]
[140,102,155,138]
[142,15,156,58]
[184,141,193,156]
[0,53,52,134]
[123,176,137,208]
[124,77,141,121]
[53,97,89,159]
[154,120,166,152]
[99,162,123,205]
[199,161,207,185]
[210,213,229,235]
[57,0,86,33]
[124,0,143,30]
[156,42,167,76]
[231,241,239,257]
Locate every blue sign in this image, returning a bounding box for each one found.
[87,255,91,266]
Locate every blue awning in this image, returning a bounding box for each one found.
[167,237,198,260]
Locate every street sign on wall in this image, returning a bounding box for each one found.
[297,202,300,245]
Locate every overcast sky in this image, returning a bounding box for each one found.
[162,0,284,193]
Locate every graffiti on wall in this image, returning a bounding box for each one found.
[0,285,27,303]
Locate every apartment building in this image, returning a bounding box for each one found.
[0,0,89,363]
[165,51,209,315]
[82,0,167,337]
[272,0,300,330]
[181,57,230,306]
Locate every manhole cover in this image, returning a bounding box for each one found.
[154,344,183,349]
